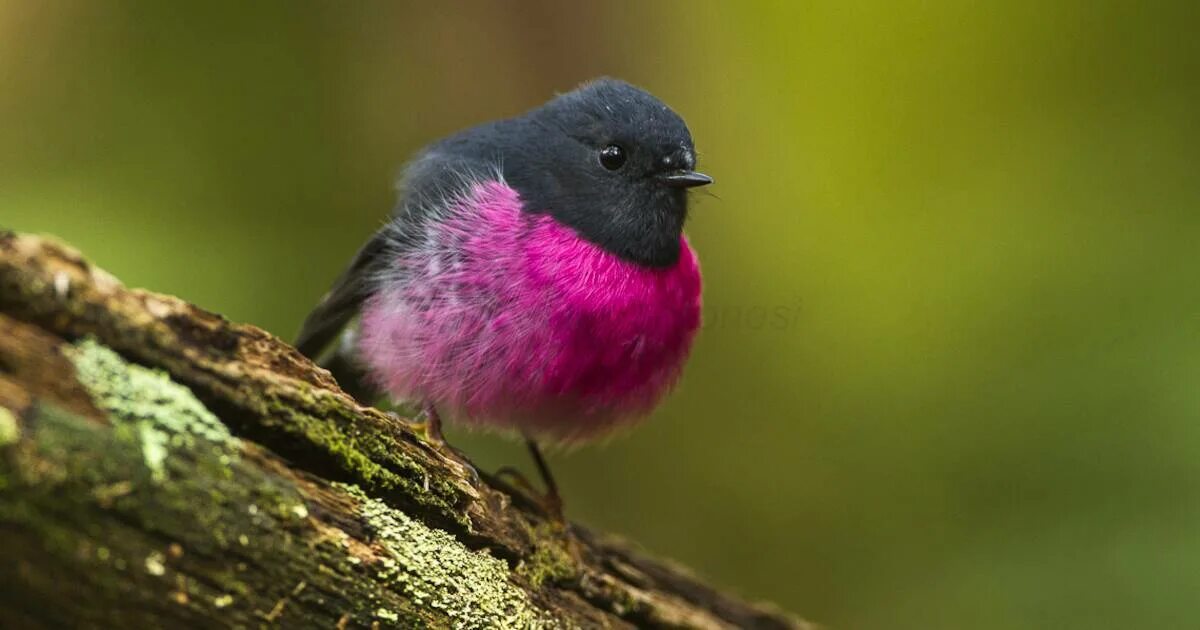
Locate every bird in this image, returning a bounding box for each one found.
[294,78,711,517]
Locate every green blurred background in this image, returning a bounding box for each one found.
[3,2,1198,628]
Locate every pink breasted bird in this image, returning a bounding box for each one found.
[294,78,711,515]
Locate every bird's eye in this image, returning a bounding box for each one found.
[599,144,626,170]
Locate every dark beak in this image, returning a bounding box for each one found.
[657,170,714,188]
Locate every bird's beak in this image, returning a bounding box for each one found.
[657,170,714,188]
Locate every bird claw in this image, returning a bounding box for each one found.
[384,409,564,522]
[492,466,564,523]
[386,409,481,487]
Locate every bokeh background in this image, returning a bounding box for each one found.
[3,2,1199,628]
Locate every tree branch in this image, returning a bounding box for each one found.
[0,231,812,629]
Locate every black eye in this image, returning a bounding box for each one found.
[599,144,626,170]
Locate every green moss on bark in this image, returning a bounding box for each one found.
[517,536,579,590]
[258,387,471,529]
[0,407,19,447]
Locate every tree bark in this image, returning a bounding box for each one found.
[0,232,812,629]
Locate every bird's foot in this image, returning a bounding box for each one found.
[387,407,480,487]
[493,466,565,524]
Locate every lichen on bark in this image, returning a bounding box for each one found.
[67,337,237,481]
[337,482,559,629]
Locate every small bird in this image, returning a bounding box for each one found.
[295,78,710,515]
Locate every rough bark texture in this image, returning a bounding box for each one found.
[0,232,812,630]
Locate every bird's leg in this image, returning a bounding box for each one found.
[525,438,564,522]
[416,401,447,445]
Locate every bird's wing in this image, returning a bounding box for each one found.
[293,150,500,361]
[293,230,390,359]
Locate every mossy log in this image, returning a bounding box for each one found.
[0,232,811,629]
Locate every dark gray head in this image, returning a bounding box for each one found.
[432,78,710,268]
[514,78,710,267]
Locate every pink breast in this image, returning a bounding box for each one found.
[358,181,701,442]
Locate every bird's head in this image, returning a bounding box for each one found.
[503,78,711,267]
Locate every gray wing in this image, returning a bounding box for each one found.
[293,230,390,360]
[293,148,500,362]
